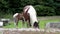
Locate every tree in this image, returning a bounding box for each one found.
[0,0,60,16]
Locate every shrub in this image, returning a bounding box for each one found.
[34,5,56,16]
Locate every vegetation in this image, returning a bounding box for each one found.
[0,0,60,29]
[0,0,60,18]
[4,18,60,28]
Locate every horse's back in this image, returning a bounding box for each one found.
[13,13,19,18]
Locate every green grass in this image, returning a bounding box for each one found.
[3,21,27,28]
[1,14,60,28]
[3,22,15,28]
[3,19,60,29]
[39,19,60,29]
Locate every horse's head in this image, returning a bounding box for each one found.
[33,21,39,28]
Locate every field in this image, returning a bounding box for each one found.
[3,16,60,29]
[0,16,60,34]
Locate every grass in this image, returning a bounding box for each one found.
[3,19,60,29]
[2,14,60,28]
[39,19,60,29]
[3,21,27,28]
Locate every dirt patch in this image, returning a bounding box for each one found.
[3,30,60,34]
[0,28,59,34]
[2,28,60,34]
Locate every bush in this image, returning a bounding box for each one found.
[34,5,56,16]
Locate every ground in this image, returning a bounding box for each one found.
[3,30,59,34]
[1,28,60,34]
[0,16,60,34]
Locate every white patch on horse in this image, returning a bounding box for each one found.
[24,5,38,27]
[24,6,30,13]
[13,13,19,18]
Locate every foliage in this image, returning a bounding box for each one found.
[0,0,60,17]
[34,5,56,16]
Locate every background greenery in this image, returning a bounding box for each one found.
[0,0,60,29]
[0,0,60,18]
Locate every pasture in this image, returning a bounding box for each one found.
[0,16,60,34]
[3,16,60,29]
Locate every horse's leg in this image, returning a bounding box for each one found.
[27,13,31,28]
[27,20,29,28]
[16,19,19,27]
[14,18,19,27]
[26,19,30,28]
[16,19,19,28]
[28,20,31,27]
[14,18,17,26]
[22,17,25,28]
[22,19,25,28]
[27,20,31,28]
[14,18,17,28]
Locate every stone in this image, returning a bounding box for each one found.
[1,19,10,26]
[0,22,3,26]
[46,22,60,29]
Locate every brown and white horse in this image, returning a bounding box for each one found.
[13,5,39,28]
[23,5,39,28]
[13,13,24,26]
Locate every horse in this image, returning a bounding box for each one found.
[13,5,39,28]
[13,12,31,27]
[23,5,39,28]
[13,13,25,27]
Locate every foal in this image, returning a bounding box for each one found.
[13,12,31,28]
[13,13,24,27]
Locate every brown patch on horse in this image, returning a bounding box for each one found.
[15,13,24,26]
[18,13,23,20]
[23,6,30,21]
[23,7,31,27]
[23,12,31,27]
